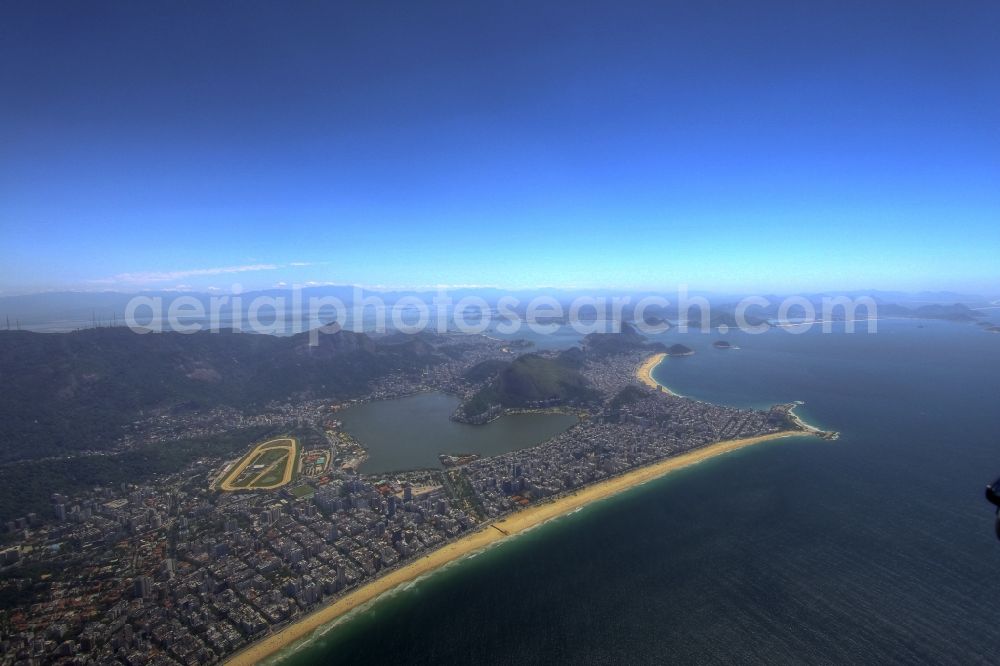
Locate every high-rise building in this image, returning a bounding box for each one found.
[133,575,153,599]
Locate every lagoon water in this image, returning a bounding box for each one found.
[278,319,1000,664]
[339,392,577,475]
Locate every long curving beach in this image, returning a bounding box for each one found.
[225,428,812,666]
[636,352,681,396]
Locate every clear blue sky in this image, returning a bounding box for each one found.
[1,1,998,295]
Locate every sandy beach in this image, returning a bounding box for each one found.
[225,428,811,666]
[785,403,832,437]
[636,352,681,396]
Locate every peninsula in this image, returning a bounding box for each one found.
[667,343,695,356]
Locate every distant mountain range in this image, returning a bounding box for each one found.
[1,288,994,461]
[0,327,437,464]
[0,287,994,332]
[870,302,986,322]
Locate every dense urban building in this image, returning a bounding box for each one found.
[0,333,807,664]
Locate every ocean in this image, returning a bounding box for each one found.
[275,319,1000,664]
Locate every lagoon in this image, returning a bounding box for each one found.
[338,391,577,474]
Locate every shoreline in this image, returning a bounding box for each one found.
[225,429,812,666]
[785,402,836,438]
[636,352,681,396]
[635,353,833,438]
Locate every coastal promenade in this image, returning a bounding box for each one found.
[225,428,811,665]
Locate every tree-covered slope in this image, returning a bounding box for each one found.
[0,328,435,462]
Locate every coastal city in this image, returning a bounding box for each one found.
[3,2,998,663]
[0,331,823,665]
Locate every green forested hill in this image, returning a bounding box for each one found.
[461,353,599,417]
[0,328,435,463]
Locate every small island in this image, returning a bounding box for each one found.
[713,340,733,350]
[667,343,695,357]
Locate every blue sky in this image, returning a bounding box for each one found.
[1,1,998,295]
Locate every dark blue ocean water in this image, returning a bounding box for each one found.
[277,320,1000,665]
